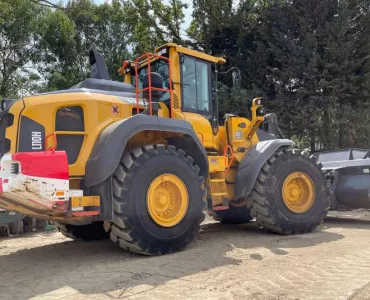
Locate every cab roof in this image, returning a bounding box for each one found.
[155,43,226,64]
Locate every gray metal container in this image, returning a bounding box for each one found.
[313,149,370,209]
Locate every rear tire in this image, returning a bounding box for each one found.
[248,147,330,234]
[105,144,206,255]
[54,221,109,241]
[212,205,253,224]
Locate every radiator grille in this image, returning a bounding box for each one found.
[173,94,180,110]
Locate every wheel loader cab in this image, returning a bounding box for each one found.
[123,43,227,150]
[122,44,266,180]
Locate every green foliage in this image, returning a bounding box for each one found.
[39,0,184,90]
[0,0,45,97]
[191,0,370,152]
[2,0,370,152]
[125,0,188,54]
[188,0,233,52]
[41,0,132,90]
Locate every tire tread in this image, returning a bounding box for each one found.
[249,147,330,234]
[106,144,206,255]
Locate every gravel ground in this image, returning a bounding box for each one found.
[1,211,370,300]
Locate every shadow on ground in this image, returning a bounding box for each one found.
[0,218,356,299]
[325,215,370,229]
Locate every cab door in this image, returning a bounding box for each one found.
[178,54,216,149]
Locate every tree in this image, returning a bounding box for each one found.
[3,0,370,154]
[188,0,234,53]
[320,0,370,148]
[125,0,188,55]
[29,0,64,9]
[41,0,132,91]
[0,0,46,97]
[187,0,370,151]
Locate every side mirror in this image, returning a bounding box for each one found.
[218,67,242,91]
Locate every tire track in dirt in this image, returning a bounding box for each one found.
[2,216,370,300]
[118,229,370,300]
[221,249,370,300]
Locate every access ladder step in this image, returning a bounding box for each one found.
[209,179,225,183]
[213,205,229,211]
[212,192,228,197]
[68,190,100,217]
[208,156,227,173]
[213,199,230,211]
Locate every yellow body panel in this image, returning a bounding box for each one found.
[208,156,227,173]
[168,46,183,113]
[177,112,215,149]
[215,126,228,151]
[225,116,259,162]
[71,196,100,209]
[21,92,137,176]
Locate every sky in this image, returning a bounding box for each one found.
[55,0,194,29]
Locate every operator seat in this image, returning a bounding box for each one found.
[140,72,164,116]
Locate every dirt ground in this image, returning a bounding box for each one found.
[1,212,370,300]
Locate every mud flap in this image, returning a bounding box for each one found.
[0,151,70,214]
[234,139,294,198]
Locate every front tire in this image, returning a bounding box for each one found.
[106,144,206,255]
[248,147,330,234]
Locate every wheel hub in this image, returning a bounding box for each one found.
[282,172,315,213]
[147,173,189,227]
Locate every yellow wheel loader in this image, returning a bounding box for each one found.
[0,44,330,255]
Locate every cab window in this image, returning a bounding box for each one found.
[132,59,170,102]
[181,55,211,114]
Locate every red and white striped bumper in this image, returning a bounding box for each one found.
[0,151,70,214]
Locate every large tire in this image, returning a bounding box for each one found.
[212,205,253,224]
[105,144,206,255]
[248,147,331,234]
[54,221,109,241]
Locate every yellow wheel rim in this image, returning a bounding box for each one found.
[282,172,315,214]
[147,173,189,227]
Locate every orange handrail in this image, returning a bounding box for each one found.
[224,145,234,175]
[134,53,173,117]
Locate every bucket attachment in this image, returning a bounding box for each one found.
[313,149,370,209]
